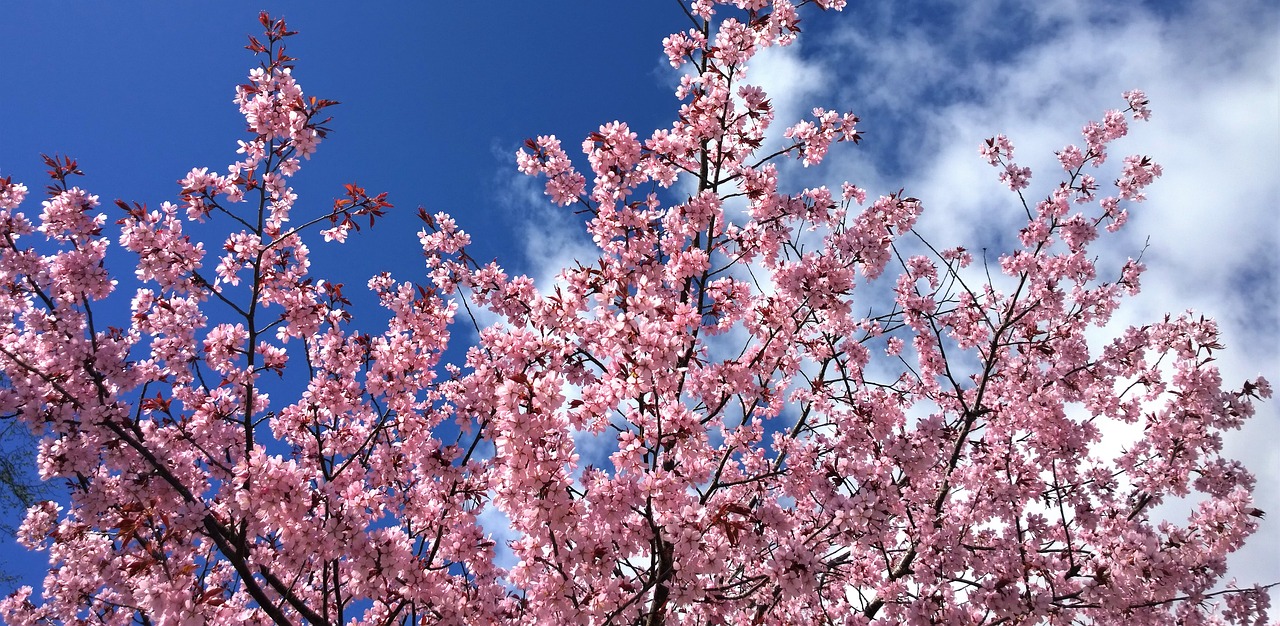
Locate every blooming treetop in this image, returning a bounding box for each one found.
[0,3,1272,625]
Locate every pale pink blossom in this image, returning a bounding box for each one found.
[0,10,1266,626]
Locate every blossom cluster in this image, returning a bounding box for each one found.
[0,3,1269,625]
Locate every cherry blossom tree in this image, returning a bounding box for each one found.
[0,3,1272,624]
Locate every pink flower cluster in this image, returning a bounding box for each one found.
[0,4,1269,626]
[785,108,862,166]
[516,135,587,206]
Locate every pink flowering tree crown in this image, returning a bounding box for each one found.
[0,3,1272,625]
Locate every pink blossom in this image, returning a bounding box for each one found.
[1124,89,1152,120]
[841,181,867,205]
[980,134,1015,165]
[662,30,704,68]
[0,177,28,209]
[999,161,1033,191]
[1058,144,1086,171]
[0,10,1267,626]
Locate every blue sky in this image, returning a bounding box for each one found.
[1,0,1276,602]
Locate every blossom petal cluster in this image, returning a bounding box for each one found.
[0,4,1269,625]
